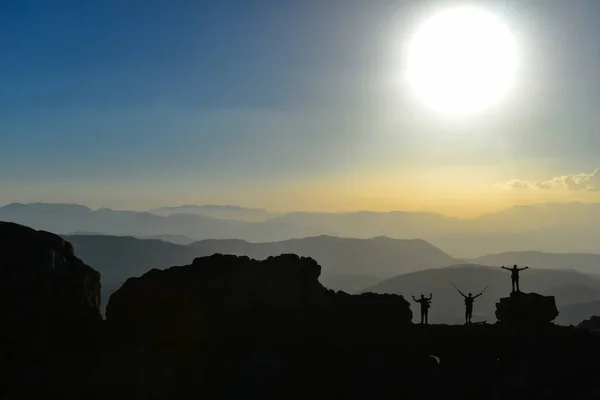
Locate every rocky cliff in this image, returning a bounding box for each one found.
[0,222,102,397]
[3,222,600,399]
[105,254,413,346]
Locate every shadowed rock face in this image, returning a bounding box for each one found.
[495,291,559,325]
[0,222,102,396]
[101,254,415,398]
[100,255,600,399]
[5,224,600,399]
[578,315,600,330]
[0,221,102,330]
[106,254,413,348]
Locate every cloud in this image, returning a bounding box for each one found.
[561,168,600,191]
[506,179,531,189]
[504,167,600,192]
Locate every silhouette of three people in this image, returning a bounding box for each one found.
[412,293,432,324]
[501,264,529,292]
[453,286,484,324]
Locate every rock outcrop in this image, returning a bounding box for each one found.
[106,254,412,345]
[578,315,600,331]
[101,254,414,398]
[495,291,559,325]
[0,221,102,397]
[5,223,600,399]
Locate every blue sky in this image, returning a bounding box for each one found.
[2,0,600,215]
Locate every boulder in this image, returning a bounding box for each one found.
[0,221,102,396]
[106,254,412,347]
[495,291,559,325]
[102,254,412,398]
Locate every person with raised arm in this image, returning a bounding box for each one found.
[412,293,432,324]
[501,264,529,293]
[452,283,486,324]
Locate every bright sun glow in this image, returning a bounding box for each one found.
[406,6,518,117]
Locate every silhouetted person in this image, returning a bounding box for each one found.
[412,293,432,324]
[453,287,483,324]
[501,264,529,292]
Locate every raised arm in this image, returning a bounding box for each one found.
[428,293,433,300]
[501,266,510,270]
[518,266,529,271]
[412,295,417,302]
[452,283,466,297]
[474,292,483,299]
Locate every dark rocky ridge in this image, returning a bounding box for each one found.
[106,254,413,347]
[100,254,600,399]
[2,221,600,399]
[578,315,600,331]
[0,221,102,397]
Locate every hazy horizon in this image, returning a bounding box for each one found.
[3,1,600,218]
[6,199,600,220]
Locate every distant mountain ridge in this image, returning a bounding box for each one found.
[6,201,600,255]
[471,251,600,275]
[190,235,457,279]
[557,300,600,325]
[63,232,600,325]
[148,204,273,221]
[62,234,458,311]
[0,202,311,242]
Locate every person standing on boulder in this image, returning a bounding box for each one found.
[412,294,432,324]
[452,284,485,324]
[501,265,529,293]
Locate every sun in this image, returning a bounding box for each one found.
[406,6,518,117]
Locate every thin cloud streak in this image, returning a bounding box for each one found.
[503,167,600,191]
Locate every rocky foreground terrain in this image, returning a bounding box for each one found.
[1,221,600,399]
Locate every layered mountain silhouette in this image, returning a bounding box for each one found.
[64,234,458,310]
[471,251,600,275]
[59,232,600,324]
[1,203,312,242]
[7,201,600,255]
[68,231,196,245]
[6,202,600,323]
[148,204,273,221]
[363,264,600,324]
[65,235,197,306]
[190,235,456,280]
[557,300,600,325]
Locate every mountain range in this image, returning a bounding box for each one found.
[471,251,600,275]
[5,201,600,256]
[148,204,274,222]
[5,201,600,323]
[65,234,458,310]
[59,232,600,324]
[0,202,313,243]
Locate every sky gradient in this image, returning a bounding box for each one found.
[2,0,600,217]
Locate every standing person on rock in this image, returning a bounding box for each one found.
[501,265,529,293]
[452,284,485,324]
[412,293,432,324]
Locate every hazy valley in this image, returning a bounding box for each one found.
[60,231,600,325]
[4,202,600,325]
[5,203,600,323]
[5,201,600,257]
